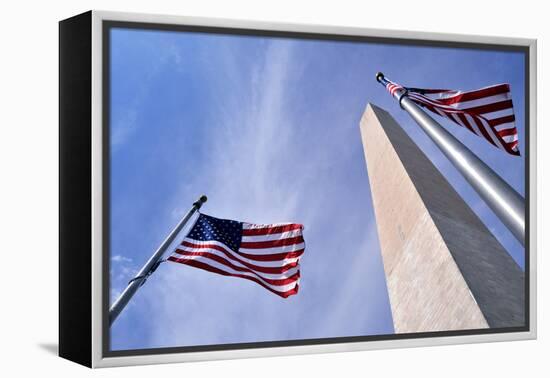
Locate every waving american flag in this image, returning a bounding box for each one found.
[382,77,519,156]
[168,213,305,298]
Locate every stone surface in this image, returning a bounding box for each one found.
[360,103,525,333]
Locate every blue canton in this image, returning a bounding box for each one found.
[187,213,243,251]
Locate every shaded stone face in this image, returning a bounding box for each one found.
[360,104,524,333]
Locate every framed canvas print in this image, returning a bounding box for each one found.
[59,10,537,368]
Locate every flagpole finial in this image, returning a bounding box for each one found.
[194,195,208,209]
[376,72,385,82]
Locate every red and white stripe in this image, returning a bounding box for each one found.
[387,82,403,96]
[386,81,520,156]
[167,222,304,298]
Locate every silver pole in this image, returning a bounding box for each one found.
[375,72,525,245]
[109,195,208,326]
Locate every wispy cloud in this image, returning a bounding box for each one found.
[110,254,138,303]
[149,40,305,347]
[112,255,133,263]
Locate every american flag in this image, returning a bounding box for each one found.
[167,213,305,298]
[382,77,519,156]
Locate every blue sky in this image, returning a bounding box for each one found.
[108,28,525,351]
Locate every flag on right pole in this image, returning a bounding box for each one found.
[383,79,520,156]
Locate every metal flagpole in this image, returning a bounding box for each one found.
[375,72,525,246]
[109,195,208,326]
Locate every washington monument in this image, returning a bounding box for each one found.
[360,103,524,333]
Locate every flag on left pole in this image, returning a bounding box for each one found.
[168,213,305,298]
